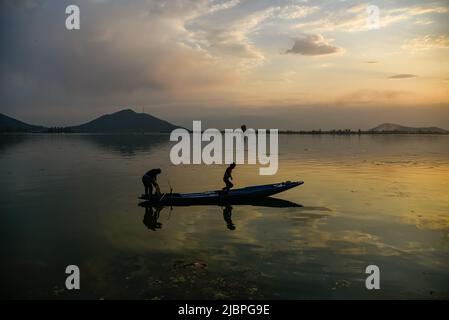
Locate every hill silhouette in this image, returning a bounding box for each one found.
[370,123,448,133]
[0,113,46,133]
[68,109,180,133]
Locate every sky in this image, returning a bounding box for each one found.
[1,0,449,129]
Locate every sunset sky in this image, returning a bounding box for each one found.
[1,0,449,129]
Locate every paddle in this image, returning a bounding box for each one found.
[168,179,173,194]
[156,180,173,204]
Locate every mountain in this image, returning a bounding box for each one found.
[370,123,448,133]
[69,109,180,133]
[0,113,46,133]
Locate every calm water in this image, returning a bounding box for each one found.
[1,134,448,299]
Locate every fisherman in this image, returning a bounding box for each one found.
[142,168,162,196]
[222,162,236,192]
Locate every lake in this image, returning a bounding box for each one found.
[1,134,448,299]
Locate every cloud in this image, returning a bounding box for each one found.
[391,6,449,16]
[364,61,379,64]
[0,0,323,121]
[184,6,276,69]
[273,5,319,20]
[336,89,406,105]
[404,35,449,51]
[0,0,240,114]
[285,34,344,56]
[388,74,418,79]
[185,3,319,68]
[209,0,241,13]
[1,0,448,125]
[414,19,433,25]
[293,4,449,32]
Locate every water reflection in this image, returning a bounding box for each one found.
[77,134,170,156]
[139,197,303,208]
[0,133,171,157]
[1,134,448,299]
[223,205,235,230]
[143,206,164,231]
[0,134,39,154]
[139,197,303,231]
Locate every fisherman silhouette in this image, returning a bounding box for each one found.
[223,205,236,230]
[143,206,163,231]
[222,163,236,192]
[142,168,161,196]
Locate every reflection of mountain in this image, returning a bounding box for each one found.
[0,134,36,154]
[0,134,170,157]
[79,134,170,156]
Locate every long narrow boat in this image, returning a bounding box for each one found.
[138,181,303,206]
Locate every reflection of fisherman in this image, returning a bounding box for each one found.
[142,168,161,196]
[143,206,163,231]
[223,205,235,230]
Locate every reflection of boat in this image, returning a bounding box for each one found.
[139,199,303,231]
[138,181,303,206]
[139,196,302,208]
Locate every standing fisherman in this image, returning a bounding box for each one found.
[222,163,236,192]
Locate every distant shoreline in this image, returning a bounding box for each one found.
[1,131,448,135]
[278,130,449,135]
[2,109,448,134]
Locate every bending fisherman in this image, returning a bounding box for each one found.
[142,168,162,196]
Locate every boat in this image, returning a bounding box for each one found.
[138,181,303,206]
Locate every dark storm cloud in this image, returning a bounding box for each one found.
[0,0,236,123]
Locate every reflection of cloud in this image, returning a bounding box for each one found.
[285,34,344,56]
[388,74,418,79]
[288,225,403,257]
[402,211,449,231]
